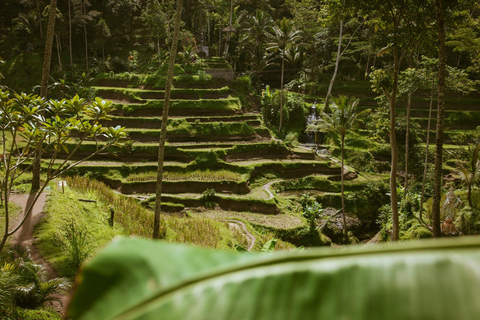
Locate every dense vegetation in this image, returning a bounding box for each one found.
[0,0,479,318]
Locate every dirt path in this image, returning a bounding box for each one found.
[262,179,282,200]
[227,219,256,251]
[10,192,69,315]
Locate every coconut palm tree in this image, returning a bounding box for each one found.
[153,0,183,239]
[316,95,363,242]
[238,9,275,90]
[267,17,301,133]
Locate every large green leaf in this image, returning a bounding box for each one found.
[69,237,480,320]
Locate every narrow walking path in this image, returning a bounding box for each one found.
[262,179,282,200]
[10,192,69,315]
[227,219,256,251]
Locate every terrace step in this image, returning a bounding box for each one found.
[94,86,233,101]
[123,128,271,143]
[100,115,261,129]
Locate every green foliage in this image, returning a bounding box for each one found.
[456,206,480,235]
[61,221,92,270]
[260,238,277,253]
[69,237,480,320]
[300,193,324,232]
[0,245,70,313]
[261,88,307,132]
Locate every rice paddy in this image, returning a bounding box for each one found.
[125,169,244,182]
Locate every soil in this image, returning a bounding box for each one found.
[10,192,70,316]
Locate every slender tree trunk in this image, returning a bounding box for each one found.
[419,85,435,220]
[69,0,73,66]
[153,0,183,239]
[325,20,343,111]
[0,170,11,252]
[432,0,446,237]
[278,55,285,133]
[33,0,57,190]
[404,92,412,194]
[364,54,370,80]
[83,0,89,69]
[468,183,472,207]
[40,0,57,98]
[36,0,43,39]
[404,56,413,195]
[341,135,347,242]
[390,44,400,242]
[56,34,62,71]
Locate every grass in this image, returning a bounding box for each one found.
[35,186,124,277]
[40,176,255,253]
[0,201,22,241]
[126,170,243,182]
[112,98,242,113]
[196,210,304,229]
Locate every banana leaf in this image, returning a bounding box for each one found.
[68,237,480,320]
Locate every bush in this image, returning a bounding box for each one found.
[261,88,307,132]
[62,221,91,270]
[456,206,480,235]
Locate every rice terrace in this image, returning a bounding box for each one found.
[1,0,480,319]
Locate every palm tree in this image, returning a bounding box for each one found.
[432,0,446,237]
[238,10,274,90]
[267,17,301,133]
[316,96,362,242]
[153,0,183,239]
[457,143,480,208]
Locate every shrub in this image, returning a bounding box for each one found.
[456,206,480,235]
[61,221,91,270]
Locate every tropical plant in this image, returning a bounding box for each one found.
[0,92,127,252]
[0,261,19,313]
[309,95,363,242]
[8,245,70,310]
[238,10,275,91]
[68,237,480,320]
[431,0,447,238]
[153,0,183,239]
[456,143,480,207]
[267,17,301,132]
[62,220,92,269]
[300,194,324,233]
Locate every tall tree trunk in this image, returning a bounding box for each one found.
[404,91,411,195]
[419,84,435,221]
[364,54,370,80]
[83,0,88,69]
[404,56,413,195]
[324,20,343,111]
[33,0,57,190]
[69,0,73,66]
[278,55,285,132]
[390,43,400,242]
[468,183,473,207]
[341,135,347,242]
[153,0,183,239]
[36,0,43,39]
[432,0,446,237]
[56,34,62,71]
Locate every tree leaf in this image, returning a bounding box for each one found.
[69,237,480,320]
